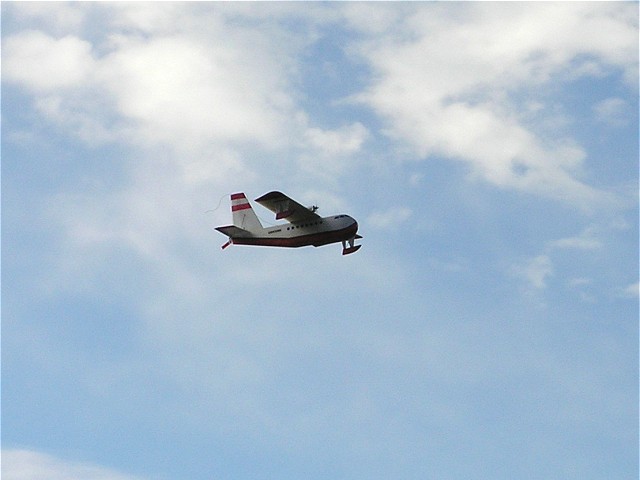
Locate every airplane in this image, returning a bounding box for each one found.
[215,191,362,255]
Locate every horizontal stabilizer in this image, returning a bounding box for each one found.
[215,225,250,237]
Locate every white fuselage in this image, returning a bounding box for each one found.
[233,214,358,248]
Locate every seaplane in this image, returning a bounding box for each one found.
[215,191,362,255]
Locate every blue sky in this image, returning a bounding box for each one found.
[2,2,638,479]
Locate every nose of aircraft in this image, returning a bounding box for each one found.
[350,217,359,234]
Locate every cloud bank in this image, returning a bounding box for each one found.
[349,2,637,205]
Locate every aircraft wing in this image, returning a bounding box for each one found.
[255,191,322,223]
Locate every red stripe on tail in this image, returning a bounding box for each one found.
[232,203,252,212]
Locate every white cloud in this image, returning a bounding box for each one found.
[621,282,639,298]
[6,2,86,35]
[515,254,554,290]
[340,2,412,35]
[297,122,370,179]
[1,449,145,480]
[368,207,412,230]
[549,226,603,251]
[106,2,185,34]
[569,277,592,288]
[593,97,631,127]
[304,122,369,156]
[409,173,424,186]
[3,2,384,198]
[3,30,95,92]
[350,2,637,207]
[96,33,295,150]
[2,4,310,155]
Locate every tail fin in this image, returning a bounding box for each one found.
[230,193,263,232]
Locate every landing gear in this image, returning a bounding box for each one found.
[341,235,362,255]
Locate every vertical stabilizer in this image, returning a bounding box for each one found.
[231,193,264,232]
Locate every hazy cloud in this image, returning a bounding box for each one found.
[368,207,412,230]
[621,282,639,298]
[304,122,369,156]
[515,254,554,290]
[593,97,631,127]
[1,450,145,480]
[549,226,603,251]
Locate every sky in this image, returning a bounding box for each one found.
[2,2,638,479]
